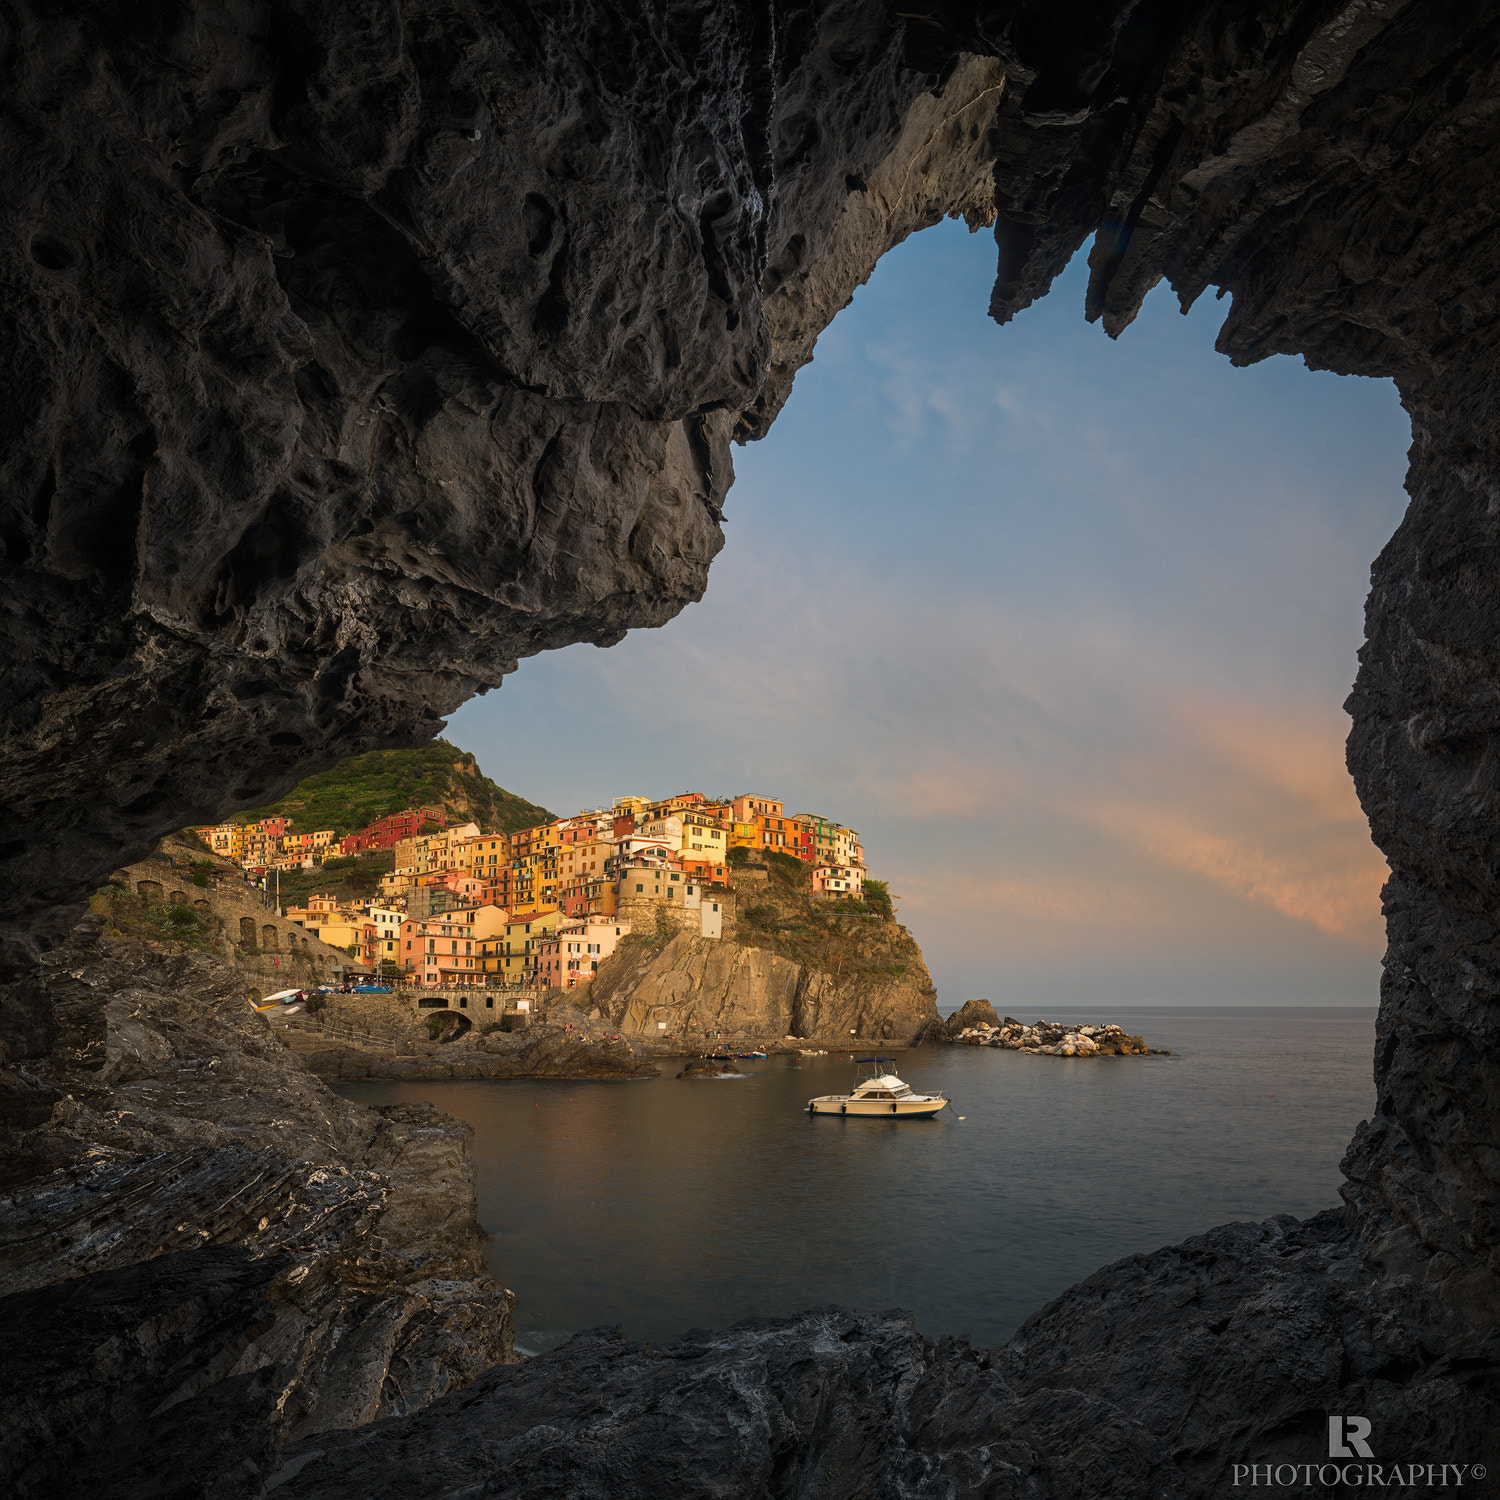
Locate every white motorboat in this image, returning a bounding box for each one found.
[807,1057,949,1118]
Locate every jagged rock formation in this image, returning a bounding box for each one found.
[3,1,1500,1495]
[589,927,940,1046]
[938,997,1001,1039]
[0,920,514,1498]
[0,2,1003,934]
[271,1308,1187,1499]
[271,1218,1493,1499]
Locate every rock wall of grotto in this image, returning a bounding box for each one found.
[3,0,1500,1494]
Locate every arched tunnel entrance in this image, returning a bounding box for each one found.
[3,3,1499,1493]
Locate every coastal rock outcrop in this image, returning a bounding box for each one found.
[272,1215,1494,1499]
[0,920,514,1498]
[298,1005,660,1082]
[588,927,940,1047]
[937,997,1001,1039]
[953,1019,1163,1057]
[271,1307,1188,1499]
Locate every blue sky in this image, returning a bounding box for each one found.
[450,218,1412,1007]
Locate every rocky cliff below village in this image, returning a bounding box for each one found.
[292,998,660,1083]
[590,862,941,1048]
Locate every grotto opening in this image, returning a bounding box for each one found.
[1,2,1497,1495]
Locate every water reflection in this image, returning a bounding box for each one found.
[335,1007,1374,1352]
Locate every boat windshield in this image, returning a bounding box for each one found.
[852,1074,912,1097]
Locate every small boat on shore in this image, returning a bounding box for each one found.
[807,1057,949,1119]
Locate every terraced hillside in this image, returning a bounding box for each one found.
[237,741,553,839]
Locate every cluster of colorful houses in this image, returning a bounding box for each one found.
[194,792,867,993]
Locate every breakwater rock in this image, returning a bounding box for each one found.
[954,1018,1166,1057]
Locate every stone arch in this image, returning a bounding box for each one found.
[239,917,256,949]
[136,879,162,901]
[168,889,186,904]
[194,899,209,911]
[261,925,279,952]
[431,1010,471,1040]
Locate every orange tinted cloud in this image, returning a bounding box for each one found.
[1072,693,1387,941]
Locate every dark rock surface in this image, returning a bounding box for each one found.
[4,0,1500,1495]
[0,1,1002,936]
[0,922,515,1499]
[273,1308,1189,1500]
[676,1057,742,1077]
[302,1010,661,1081]
[937,997,1001,1039]
[269,1215,1500,1497]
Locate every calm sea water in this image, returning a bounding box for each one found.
[334,1006,1375,1354]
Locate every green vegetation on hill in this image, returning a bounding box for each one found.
[269,851,397,911]
[732,859,921,982]
[237,740,554,838]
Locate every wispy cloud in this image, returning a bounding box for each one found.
[453,223,1410,1003]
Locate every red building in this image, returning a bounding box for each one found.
[340,805,448,855]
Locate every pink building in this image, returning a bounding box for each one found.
[812,864,863,900]
[399,912,485,986]
[535,917,631,988]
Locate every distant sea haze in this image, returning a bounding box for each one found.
[337,1006,1375,1353]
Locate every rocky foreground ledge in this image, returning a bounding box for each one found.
[269,1206,1491,1498]
[0,920,517,1498]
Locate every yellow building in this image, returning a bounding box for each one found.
[681,812,726,859]
[480,908,563,982]
[466,834,511,881]
[310,919,365,953]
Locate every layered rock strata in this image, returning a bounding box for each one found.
[0,920,514,1499]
